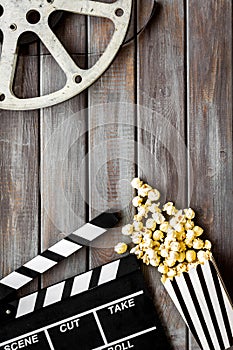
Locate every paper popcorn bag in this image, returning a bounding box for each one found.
[117,178,233,350]
[164,258,233,350]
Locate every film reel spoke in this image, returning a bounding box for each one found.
[36,24,83,79]
[0,31,19,99]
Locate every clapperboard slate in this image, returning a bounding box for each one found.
[0,212,170,350]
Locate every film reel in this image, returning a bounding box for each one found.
[0,0,133,110]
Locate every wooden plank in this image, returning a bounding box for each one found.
[187,1,233,349]
[88,7,136,269]
[40,13,88,287]
[0,44,39,297]
[138,0,187,349]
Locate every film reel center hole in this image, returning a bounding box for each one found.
[0,5,4,17]
[0,94,5,102]
[115,8,124,17]
[26,10,41,24]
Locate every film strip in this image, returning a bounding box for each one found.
[0,256,170,350]
[0,212,119,302]
[165,260,233,350]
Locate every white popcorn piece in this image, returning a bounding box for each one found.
[184,208,195,220]
[148,189,160,201]
[131,177,143,189]
[122,224,134,236]
[114,242,128,255]
[138,184,152,197]
[132,196,143,207]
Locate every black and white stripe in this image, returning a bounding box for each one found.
[0,212,119,303]
[2,256,139,320]
[164,259,233,350]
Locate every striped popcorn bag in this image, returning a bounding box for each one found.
[117,178,233,350]
[164,258,233,350]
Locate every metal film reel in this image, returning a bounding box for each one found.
[0,0,133,110]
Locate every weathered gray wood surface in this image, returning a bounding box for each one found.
[0,1,232,349]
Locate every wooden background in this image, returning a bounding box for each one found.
[0,1,232,349]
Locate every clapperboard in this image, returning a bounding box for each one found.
[0,211,170,350]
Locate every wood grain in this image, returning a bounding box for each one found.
[87,7,136,269]
[0,45,39,297]
[39,12,88,288]
[187,1,233,349]
[138,1,187,349]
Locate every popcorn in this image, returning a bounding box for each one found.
[150,258,161,267]
[138,205,149,218]
[138,184,152,197]
[186,229,196,240]
[158,264,169,274]
[204,240,212,250]
[148,189,160,201]
[114,242,128,254]
[153,241,161,250]
[143,254,150,265]
[175,210,187,224]
[163,202,178,216]
[131,177,143,189]
[146,248,157,260]
[159,222,171,233]
[132,196,143,207]
[143,229,153,239]
[153,230,164,241]
[179,242,186,252]
[170,241,180,252]
[177,252,186,263]
[184,208,195,220]
[167,268,176,278]
[174,223,185,233]
[116,178,212,284]
[166,259,176,267]
[177,263,187,274]
[169,251,179,260]
[176,231,186,241]
[134,214,143,222]
[145,199,152,206]
[146,218,157,230]
[122,224,134,236]
[133,221,143,232]
[143,237,154,248]
[197,250,212,263]
[135,250,144,259]
[160,248,169,258]
[185,238,193,248]
[193,226,204,236]
[166,230,177,241]
[185,220,195,230]
[193,238,204,250]
[148,203,161,214]
[131,232,143,244]
[186,250,197,263]
[152,212,165,224]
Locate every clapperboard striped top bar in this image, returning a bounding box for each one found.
[0,212,119,303]
[0,256,139,322]
[165,259,233,350]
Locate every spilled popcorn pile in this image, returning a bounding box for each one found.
[115,178,212,284]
